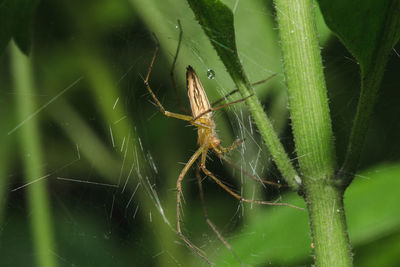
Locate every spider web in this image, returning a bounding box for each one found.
[0,1,309,266]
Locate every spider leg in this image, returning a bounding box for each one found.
[144,38,214,131]
[144,34,193,122]
[169,20,190,114]
[213,138,245,154]
[176,146,213,265]
[191,72,278,121]
[215,152,284,187]
[191,94,254,123]
[211,73,278,107]
[212,140,283,187]
[200,146,303,210]
[195,166,244,266]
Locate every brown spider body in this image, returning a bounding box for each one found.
[186,66,221,149]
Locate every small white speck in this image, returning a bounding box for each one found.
[113,97,119,110]
[294,175,302,184]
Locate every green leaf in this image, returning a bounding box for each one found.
[0,0,40,55]
[211,193,309,266]
[346,163,400,245]
[320,0,400,183]
[354,230,400,267]
[186,0,243,82]
[317,0,400,75]
[212,162,400,265]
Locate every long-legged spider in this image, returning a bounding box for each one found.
[143,23,300,265]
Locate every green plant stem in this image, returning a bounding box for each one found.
[237,80,300,190]
[10,43,57,267]
[275,0,336,179]
[275,0,351,265]
[305,181,352,266]
[339,0,400,187]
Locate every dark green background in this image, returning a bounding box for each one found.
[1,0,399,266]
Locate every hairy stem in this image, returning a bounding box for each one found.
[275,0,351,265]
[237,80,301,190]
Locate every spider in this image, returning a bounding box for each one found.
[143,23,300,265]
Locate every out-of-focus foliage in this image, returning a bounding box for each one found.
[0,0,399,266]
[318,0,400,74]
[0,0,40,54]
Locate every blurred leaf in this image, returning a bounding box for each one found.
[317,0,400,74]
[11,42,57,267]
[346,163,400,245]
[55,211,130,267]
[0,0,40,55]
[213,162,400,265]
[49,100,122,180]
[0,117,14,224]
[1,210,129,267]
[212,193,309,265]
[354,230,400,267]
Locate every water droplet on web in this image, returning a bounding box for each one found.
[207,69,215,79]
